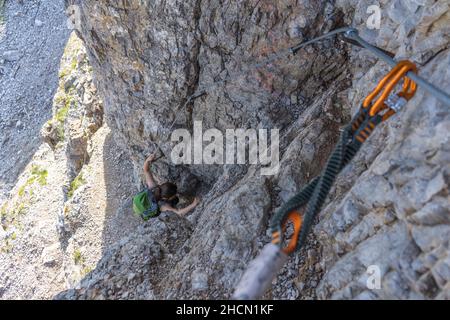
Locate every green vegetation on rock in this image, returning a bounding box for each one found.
[55,103,70,123]
[68,172,86,198]
[48,90,77,144]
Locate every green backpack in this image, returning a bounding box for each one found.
[132,188,160,221]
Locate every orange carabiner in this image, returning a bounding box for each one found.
[271,210,303,254]
[363,60,418,117]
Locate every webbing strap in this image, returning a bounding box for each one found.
[270,102,395,253]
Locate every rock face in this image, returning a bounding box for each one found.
[58,0,450,299]
[0,0,70,200]
[41,33,104,178]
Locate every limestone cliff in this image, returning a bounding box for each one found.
[57,0,450,299]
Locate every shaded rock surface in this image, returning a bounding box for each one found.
[57,0,449,299]
[0,29,126,299]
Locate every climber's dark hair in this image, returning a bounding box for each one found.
[153,182,177,201]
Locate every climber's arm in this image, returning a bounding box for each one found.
[160,197,200,217]
[143,154,158,189]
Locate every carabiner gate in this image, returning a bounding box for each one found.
[363,60,418,121]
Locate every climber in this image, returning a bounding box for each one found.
[133,153,200,221]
